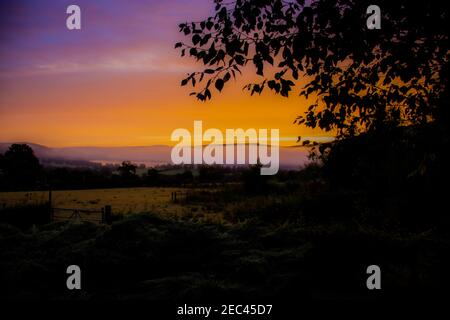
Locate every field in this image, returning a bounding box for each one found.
[0,187,199,217]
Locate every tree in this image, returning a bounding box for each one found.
[0,144,42,190]
[144,168,161,186]
[115,161,140,187]
[198,165,225,183]
[176,0,448,138]
[117,161,137,178]
[242,162,269,194]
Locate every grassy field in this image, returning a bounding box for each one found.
[0,187,198,217]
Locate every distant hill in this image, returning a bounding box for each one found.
[0,142,309,169]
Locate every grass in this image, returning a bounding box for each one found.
[0,181,448,300]
[0,188,189,216]
[0,213,446,300]
[0,187,228,225]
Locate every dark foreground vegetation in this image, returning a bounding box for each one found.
[0,210,448,301]
[0,124,449,301]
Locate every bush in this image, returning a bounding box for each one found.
[0,204,51,229]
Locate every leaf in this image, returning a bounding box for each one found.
[235,55,245,66]
[189,48,197,56]
[205,88,211,100]
[215,79,224,92]
[192,34,201,45]
[200,34,211,46]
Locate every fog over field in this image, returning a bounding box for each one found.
[0,142,309,169]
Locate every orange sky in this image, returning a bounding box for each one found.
[0,69,332,147]
[0,0,334,148]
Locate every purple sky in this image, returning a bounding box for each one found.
[0,0,212,77]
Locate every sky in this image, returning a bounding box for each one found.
[0,0,333,147]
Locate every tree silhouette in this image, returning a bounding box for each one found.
[0,144,42,190]
[176,0,448,138]
[118,161,137,178]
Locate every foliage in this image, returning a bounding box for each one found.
[0,144,42,190]
[0,212,447,300]
[198,165,225,183]
[117,161,137,177]
[176,0,448,137]
[0,204,51,229]
[241,163,270,194]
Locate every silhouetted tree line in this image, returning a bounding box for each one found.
[0,144,281,191]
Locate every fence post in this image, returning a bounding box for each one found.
[104,205,112,225]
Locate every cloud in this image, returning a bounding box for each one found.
[31,47,193,75]
[0,0,211,77]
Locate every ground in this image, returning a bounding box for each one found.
[0,188,194,216]
[0,188,225,222]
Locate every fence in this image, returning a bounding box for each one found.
[51,205,113,224]
[44,189,114,224]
